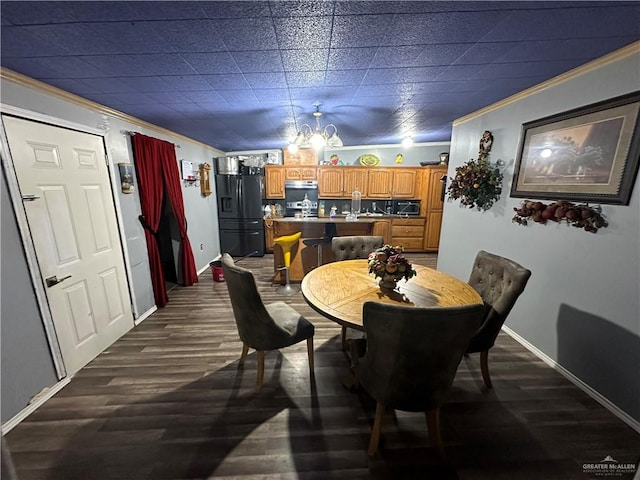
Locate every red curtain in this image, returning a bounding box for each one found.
[132,134,168,307]
[132,134,199,306]
[160,146,199,286]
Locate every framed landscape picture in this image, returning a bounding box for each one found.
[511,91,640,205]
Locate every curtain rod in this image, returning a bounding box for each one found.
[120,130,181,148]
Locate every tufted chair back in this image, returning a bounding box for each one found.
[331,236,384,261]
[466,250,531,353]
[356,302,484,455]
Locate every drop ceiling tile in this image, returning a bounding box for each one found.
[202,74,251,90]
[232,51,284,73]
[159,75,217,91]
[327,48,377,70]
[180,52,239,74]
[273,16,332,49]
[61,1,140,21]
[253,88,291,101]
[146,91,192,104]
[330,14,397,48]
[281,49,329,72]
[12,56,107,79]
[200,2,272,19]
[180,90,226,103]
[269,1,336,17]
[0,27,70,57]
[210,18,279,51]
[0,2,75,24]
[369,46,427,68]
[244,72,288,89]
[363,66,445,85]
[152,20,227,53]
[324,69,366,86]
[73,77,138,94]
[285,70,326,87]
[115,76,176,93]
[334,2,400,15]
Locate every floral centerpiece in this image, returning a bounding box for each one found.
[368,244,417,289]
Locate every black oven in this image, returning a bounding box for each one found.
[392,200,421,216]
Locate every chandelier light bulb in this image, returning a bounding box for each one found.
[402,136,414,148]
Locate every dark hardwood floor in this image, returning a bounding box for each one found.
[5,253,639,479]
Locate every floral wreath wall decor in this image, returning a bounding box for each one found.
[447,131,504,211]
[512,200,608,233]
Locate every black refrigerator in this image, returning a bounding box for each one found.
[216,172,265,257]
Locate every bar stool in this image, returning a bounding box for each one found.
[302,223,337,268]
[274,231,301,295]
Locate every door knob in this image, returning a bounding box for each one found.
[45,275,72,288]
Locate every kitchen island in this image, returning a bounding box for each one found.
[269,217,385,283]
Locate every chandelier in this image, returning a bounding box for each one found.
[288,103,343,153]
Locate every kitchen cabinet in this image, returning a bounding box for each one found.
[423,166,447,251]
[265,166,285,198]
[391,217,426,252]
[392,169,418,197]
[372,219,391,245]
[317,167,368,198]
[367,168,418,198]
[285,166,317,180]
[264,219,275,253]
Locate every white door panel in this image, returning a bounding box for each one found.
[3,115,133,375]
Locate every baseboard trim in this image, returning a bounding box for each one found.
[502,326,640,434]
[134,305,158,326]
[1,377,72,435]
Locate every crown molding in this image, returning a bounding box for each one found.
[0,67,220,152]
[453,41,640,126]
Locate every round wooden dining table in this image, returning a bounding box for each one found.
[301,259,483,331]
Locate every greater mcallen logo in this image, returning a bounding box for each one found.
[582,455,637,476]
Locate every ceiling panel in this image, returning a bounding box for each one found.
[1,1,638,151]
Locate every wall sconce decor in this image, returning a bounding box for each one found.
[199,163,211,196]
[118,163,134,194]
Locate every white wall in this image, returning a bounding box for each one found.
[438,50,640,423]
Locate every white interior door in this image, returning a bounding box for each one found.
[3,115,133,375]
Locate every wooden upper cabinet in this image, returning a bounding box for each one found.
[367,169,393,198]
[318,168,346,197]
[427,166,447,209]
[285,166,317,180]
[392,169,418,198]
[265,166,285,198]
[343,168,368,197]
[318,167,369,197]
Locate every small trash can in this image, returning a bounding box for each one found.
[210,260,224,282]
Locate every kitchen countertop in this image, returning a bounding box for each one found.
[272,215,423,222]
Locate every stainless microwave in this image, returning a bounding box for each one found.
[392,200,421,216]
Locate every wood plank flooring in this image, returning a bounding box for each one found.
[5,254,640,479]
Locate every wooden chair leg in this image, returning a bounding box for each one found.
[239,343,249,365]
[256,350,265,388]
[480,350,493,388]
[341,326,347,350]
[307,336,315,373]
[368,402,385,456]
[426,408,443,452]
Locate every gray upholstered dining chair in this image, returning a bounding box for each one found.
[221,253,315,388]
[331,235,384,261]
[355,301,485,456]
[466,250,531,388]
[330,235,384,348]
